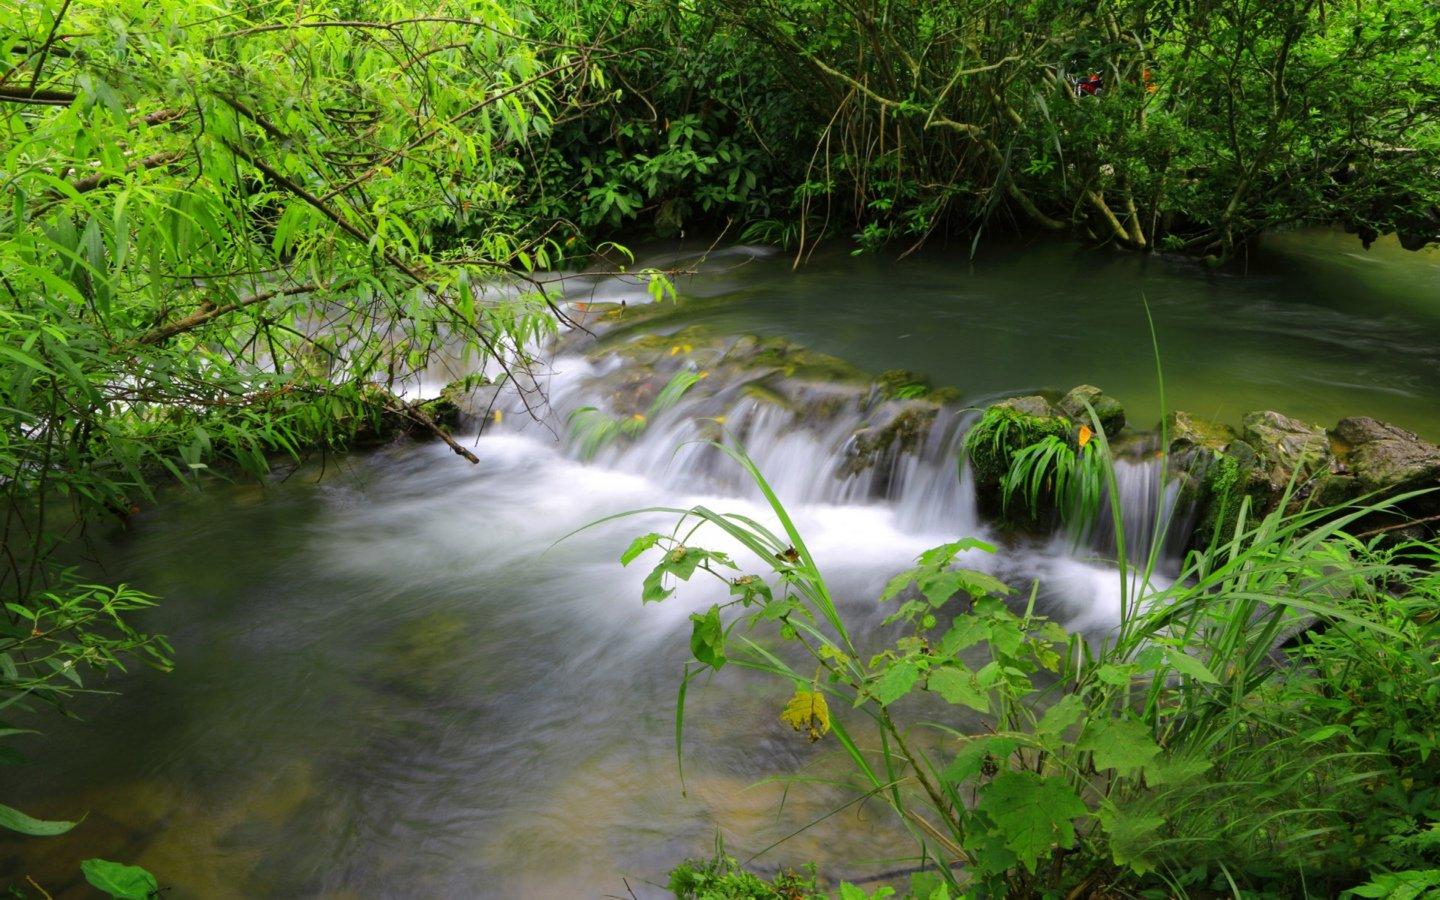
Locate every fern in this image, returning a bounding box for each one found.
[1001,435,1106,527]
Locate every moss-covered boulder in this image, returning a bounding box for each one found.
[1167,411,1238,454]
[842,404,938,482]
[1059,384,1125,437]
[964,400,1072,521]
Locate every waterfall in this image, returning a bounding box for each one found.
[432,336,1195,632]
[1076,454,1197,567]
[485,354,984,538]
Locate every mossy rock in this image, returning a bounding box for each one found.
[1330,416,1440,494]
[1059,384,1125,437]
[734,336,866,383]
[841,405,938,480]
[598,324,723,365]
[1241,410,1332,485]
[1167,411,1238,454]
[741,379,795,412]
[964,402,1072,523]
[417,375,490,430]
[993,394,1054,419]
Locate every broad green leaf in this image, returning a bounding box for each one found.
[81,859,158,899]
[1145,753,1213,786]
[942,735,1020,785]
[927,666,988,712]
[620,533,661,566]
[938,617,989,656]
[1099,804,1164,874]
[1034,694,1085,738]
[871,660,920,706]
[1077,716,1161,777]
[878,569,914,603]
[641,566,672,604]
[1094,663,1135,686]
[688,605,726,670]
[976,771,1087,872]
[1164,648,1218,683]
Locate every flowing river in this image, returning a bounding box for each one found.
[4,232,1439,897]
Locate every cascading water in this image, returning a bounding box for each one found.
[453,316,1196,636]
[1072,453,1198,568]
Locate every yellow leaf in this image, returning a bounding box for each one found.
[682,343,693,353]
[780,689,831,742]
[669,346,681,356]
[1077,424,1093,448]
[493,410,503,424]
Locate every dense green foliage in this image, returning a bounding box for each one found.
[631,444,1440,897]
[544,0,1440,261]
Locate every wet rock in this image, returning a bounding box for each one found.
[1241,410,1332,487]
[994,394,1054,418]
[1167,411,1238,454]
[841,405,938,481]
[1059,385,1125,437]
[1330,417,1440,493]
[740,379,795,412]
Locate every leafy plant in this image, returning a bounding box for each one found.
[624,442,1440,896]
[1000,430,1106,529]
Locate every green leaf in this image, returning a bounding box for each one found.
[1145,753,1212,786]
[1077,716,1161,777]
[689,605,726,670]
[1094,663,1135,686]
[1099,804,1164,874]
[81,859,158,899]
[976,771,1087,872]
[620,533,661,566]
[1164,648,1218,683]
[641,566,673,604]
[938,616,989,656]
[943,735,1019,785]
[871,660,920,705]
[917,538,995,568]
[0,802,77,836]
[1034,694,1085,738]
[878,569,915,603]
[927,666,988,712]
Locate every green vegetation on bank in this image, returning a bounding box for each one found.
[631,440,1440,897]
[543,0,1440,261]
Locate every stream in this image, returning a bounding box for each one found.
[3,231,1439,897]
